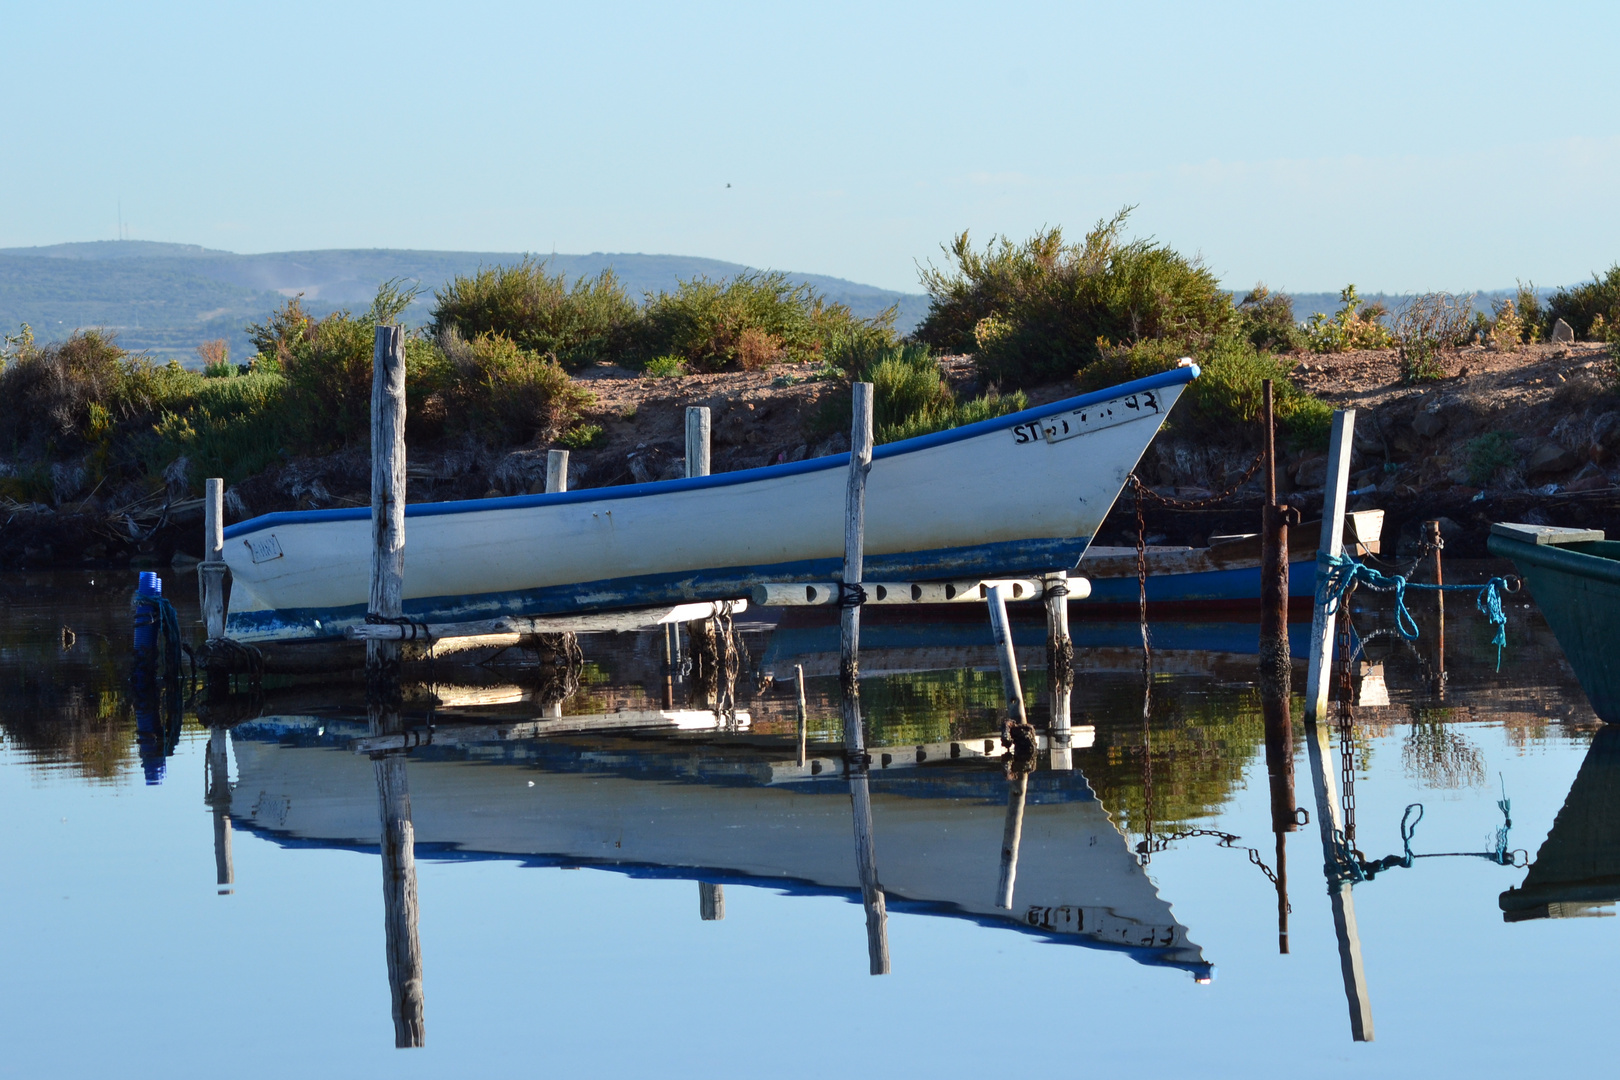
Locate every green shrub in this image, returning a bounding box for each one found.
[1515,281,1546,343]
[438,328,593,445]
[915,208,1234,388]
[150,370,288,484]
[1236,285,1303,353]
[1490,298,1524,352]
[197,339,232,377]
[1078,331,1331,447]
[1466,431,1517,486]
[260,287,445,452]
[430,259,637,371]
[0,328,147,453]
[1303,285,1394,352]
[556,423,606,450]
[1547,264,1620,340]
[637,271,889,372]
[643,355,687,378]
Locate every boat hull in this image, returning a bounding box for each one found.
[222,368,1195,641]
[1488,529,1620,723]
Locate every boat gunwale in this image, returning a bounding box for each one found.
[222,364,1200,541]
[1487,533,1620,588]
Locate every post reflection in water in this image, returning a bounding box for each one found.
[204,726,234,895]
[369,639,425,1049]
[842,665,890,975]
[1303,709,1375,1043]
[1259,666,1298,955]
[996,762,1030,910]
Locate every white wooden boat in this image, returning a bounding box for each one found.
[224,716,1211,975]
[220,367,1199,642]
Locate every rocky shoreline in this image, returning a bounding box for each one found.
[6,342,1619,569]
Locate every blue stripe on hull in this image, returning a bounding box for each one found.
[226,535,1092,641]
[1080,557,1318,604]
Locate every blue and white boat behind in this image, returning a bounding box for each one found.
[221,366,1199,642]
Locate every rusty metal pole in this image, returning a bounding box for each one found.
[1259,380,1291,688]
[1259,379,1299,954]
[1427,519,1446,699]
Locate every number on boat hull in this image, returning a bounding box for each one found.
[245,534,284,563]
[1011,391,1162,445]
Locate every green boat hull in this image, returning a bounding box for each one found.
[1488,532,1620,724]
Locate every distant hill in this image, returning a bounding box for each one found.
[0,241,932,366]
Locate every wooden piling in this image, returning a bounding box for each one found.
[685,406,711,479]
[987,584,1036,757]
[199,478,228,640]
[699,882,725,921]
[1305,409,1357,721]
[546,449,569,494]
[370,324,408,677]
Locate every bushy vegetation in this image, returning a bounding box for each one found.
[639,272,815,371]
[1547,264,1620,340]
[1303,285,1393,352]
[915,209,1234,388]
[437,328,592,446]
[1392,292,1473,383]
[1235,285,1304,353]
[0,280,602,501]
[814,340,1027,445]
[0,325,289,497]
[1465,431,1517,486]
[429,259,637,371]
[431,263,897,376]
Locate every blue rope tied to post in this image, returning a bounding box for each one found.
[1319,552,1513,670]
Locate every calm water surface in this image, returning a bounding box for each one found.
[0,566,1612,1077]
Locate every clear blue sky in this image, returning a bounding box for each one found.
[5,0,1618,294]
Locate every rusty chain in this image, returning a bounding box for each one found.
[1336,584,1359,850]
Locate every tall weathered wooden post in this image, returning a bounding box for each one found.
[369,323,424,1048]
[546,449,569,494]
[685,406,711,478]
[1305,409,1357,721]
[199,477,229,640]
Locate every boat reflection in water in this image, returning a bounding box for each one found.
[1501,725,1620,922]
[214,712,1212,1030]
